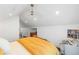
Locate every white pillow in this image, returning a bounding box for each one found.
[0,38,10,54]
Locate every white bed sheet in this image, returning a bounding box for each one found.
[8,41,31,55]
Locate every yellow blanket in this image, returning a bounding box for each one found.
[17,37,59,55]
[0,48,4,55]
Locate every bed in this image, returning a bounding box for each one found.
[0,37,59,55]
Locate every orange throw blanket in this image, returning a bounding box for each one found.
[0,48,4,55]
[17,37,59,55]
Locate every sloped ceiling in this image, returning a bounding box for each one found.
[0,4,27,21]
[20,4,79,27]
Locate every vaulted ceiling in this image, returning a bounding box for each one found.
[20,4,79,27]
[0,4,27,21]
[0,4,79,27]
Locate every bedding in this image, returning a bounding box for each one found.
[0,37,59,55]
[0,38,10,54]
[17,37,59,55]
[0,48,4,55]
[8,41,31,55]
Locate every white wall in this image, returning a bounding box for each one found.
[0,16,19,42]
[37,24,79,46]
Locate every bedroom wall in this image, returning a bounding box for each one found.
[37,24,79,46]
[0,16,19,42]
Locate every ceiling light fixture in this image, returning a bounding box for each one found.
[30,4,34,16]
[30,4,37,21]
[33,17,37,21]
[8,13,13,16]
[56,10,60,15]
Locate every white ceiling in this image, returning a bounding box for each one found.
[20,4,79,27]
[0,4,27,21]
[0,4,79,27]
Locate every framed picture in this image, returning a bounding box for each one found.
[67,29,79,39]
